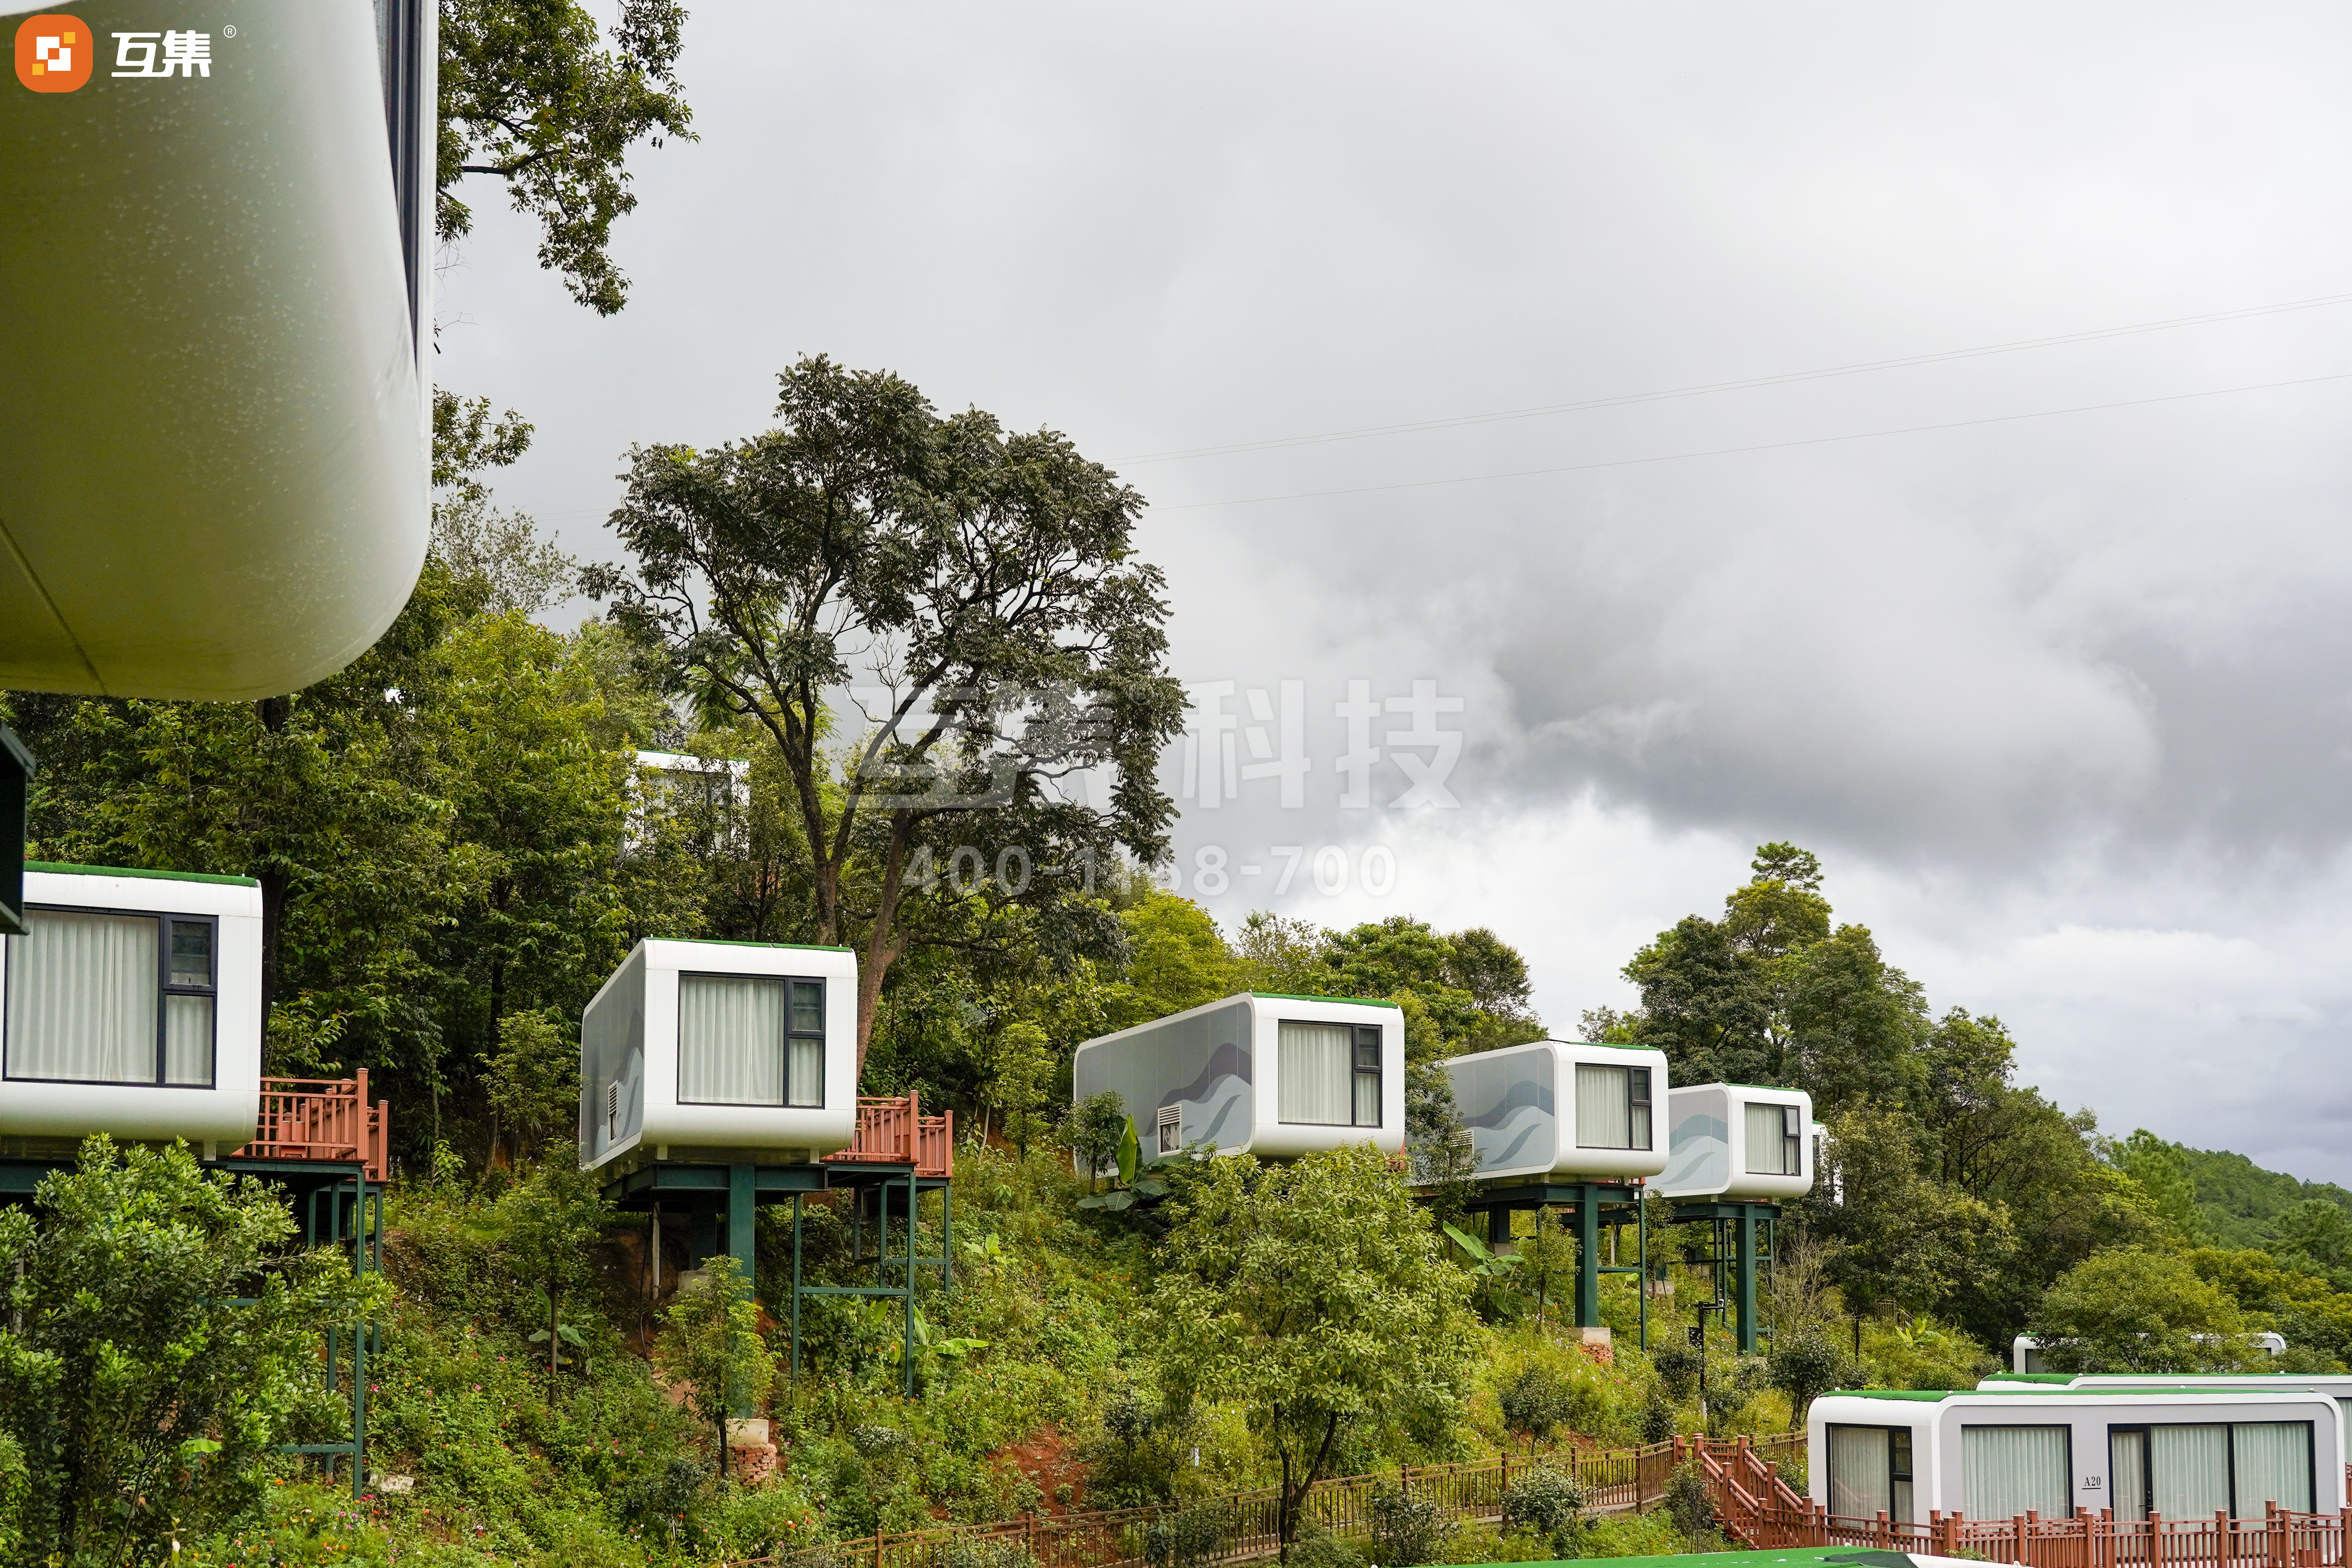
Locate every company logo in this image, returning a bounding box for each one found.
[14,13,95,92]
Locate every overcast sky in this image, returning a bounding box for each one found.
[438,2,2352,1183]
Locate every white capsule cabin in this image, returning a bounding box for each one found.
[2000,1336,2287,1376]
[1658,1082,1815,1200]
[1811,1387,2345,1524]
[578,940,861,1172]
[1981,1369,2348,1455]
[1441,1040,1670,1182]
[0,864,262,1155]
[1070,993,1405,1164]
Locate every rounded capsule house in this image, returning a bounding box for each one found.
[1658,1082,1815,1201]
[1441,1040,1670,1182]
[1070,993,1404,1164]
[0,864,263,1156]
[578,940,861,1172]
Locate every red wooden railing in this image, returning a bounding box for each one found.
[237,1071,390,1181]
[820,1092,954,1178]
[1701,1433,2352,1568]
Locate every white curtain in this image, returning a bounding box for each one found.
[1747,1102,1791,1174]
[164,994,214,1085]
[2111,1430,2149,1521]
[2151,1424,2230,1519]
[7,911,156,1083]
[787,980,824,1107]
[2231,1422,2313,1514]
[1352,1066,1380,1127]
[1828,1425,1892,1519]
[1278,1022,1350,1124]
[1963,1425,2072,1521]
[1575,1064,1631,1148]
[678,975,784,1105]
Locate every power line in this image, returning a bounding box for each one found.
[1116,291,2352,465]
[1151,370,2352,512]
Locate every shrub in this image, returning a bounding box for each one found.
[1638,1392,1678,1446]
[1663,1459,1715,1541]
[1651,1343,1701,1403]
[1497,1363,1575,1446]
[1287,1518,1364,1568]
[935,1538,1040,1568]
[1766,1330,1845,1427]
[1499,1465,1589,1558]
[1368,1488,1454,1568]
[1142,1508,1229,1568]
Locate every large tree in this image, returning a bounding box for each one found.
[586,356,1186,1073]
[438,0,696,315]
[1147,1146,1479,1559]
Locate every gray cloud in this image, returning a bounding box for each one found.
[442,0,2352,1177]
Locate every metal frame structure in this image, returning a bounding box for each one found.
[1669,1198,1779,1353]
[1461,1180,1651,1343]
[601,1094,956,1402]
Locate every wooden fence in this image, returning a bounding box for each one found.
[822,1094,954,1179]
[240,1069,390,1181]
[755,1433,1802,1568]
[1701,1434,2352,1568]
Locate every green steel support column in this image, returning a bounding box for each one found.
[904,1170,918,1396]
[940,1183,952,1289]
[351,1314,367,1497]
[728,1165,757,1418]
[1575,1186,1601,1328]
[1487,1203,1512,1248]
[789,1192,804,1381]
[875,1186,889,1285]
[692,1203,719,1266]
[1637,1196,1649,1350]
[1736,1205,1758,1354]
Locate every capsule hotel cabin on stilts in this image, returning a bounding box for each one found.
[0,865,262,1158]
[579,939,862,1172]
[1069,993,1405,1164]
[1440,1039,1671,1182]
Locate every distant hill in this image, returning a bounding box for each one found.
[2175,1145,2352,1250]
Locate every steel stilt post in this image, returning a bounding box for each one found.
[1736,1205,1759,1354]
[728,1164,756,1417]
[1638,1193,1650,1351]
[790,1191,803,1383]
[940,1182,952,1289]
[902,1170,918,1397]
[1576,1184,1601,1328]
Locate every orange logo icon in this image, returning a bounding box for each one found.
[15,13,94,92]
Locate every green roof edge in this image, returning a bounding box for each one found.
[659,937,853,954]
[26,861,259,888]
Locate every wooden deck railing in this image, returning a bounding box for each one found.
[1701,1433,2352,1568]
[821,1092,953,1178]
[236,1071,390,1181]
[748,1434,1798,1568]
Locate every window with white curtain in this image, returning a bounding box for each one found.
[4,907,216,1087]
[1575,1063,1651,1149]
[2112,1421,2314,1520]
[677,974,826,1107]
[1278,1021,1352,1125]
[1963,1425,2072,1521]
[1827,1425,1913,1521]
[1746,1102,1802,1174]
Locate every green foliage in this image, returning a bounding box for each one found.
[1067,1092,1129,1191]
[2111,1131,2208,1244]
[1662,1458,1717,1542]
[1367,1487,1453,1568]
[1149,1146,1480,1548]
[588,355,1189,1070]
[0,1138,383,1567]
[1495,1364,1574,1447]
[483,1009,581,1159]
[654,1256,777,1467]
[1766,1328,1846,1425]
[1499,1465,1590,1559]
[2028,1248,2249,1372]
[438,0,696,314]
[1141,1508,1229,1568]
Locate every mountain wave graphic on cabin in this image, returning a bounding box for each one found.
[1664,1112,1730,1191]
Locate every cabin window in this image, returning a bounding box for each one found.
[1575,1063,1651,1149]
[1746,1102,1804,1174]
[3,907,216,1088]
[1278,1021,1382,1127]
[1827,1424,1913,1522]
[1963,1425,2072,1521]
[676,975,825,1108]
[2109,1422,2312,1520]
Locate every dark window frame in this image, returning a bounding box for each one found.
[2107,1421,2317,1520]
[2,904,218,1089]
[674,971,826,1109]
[1826,1422,1916,1524]
[1351,1024,1382,1128]
[1574,1061,1654,1151]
